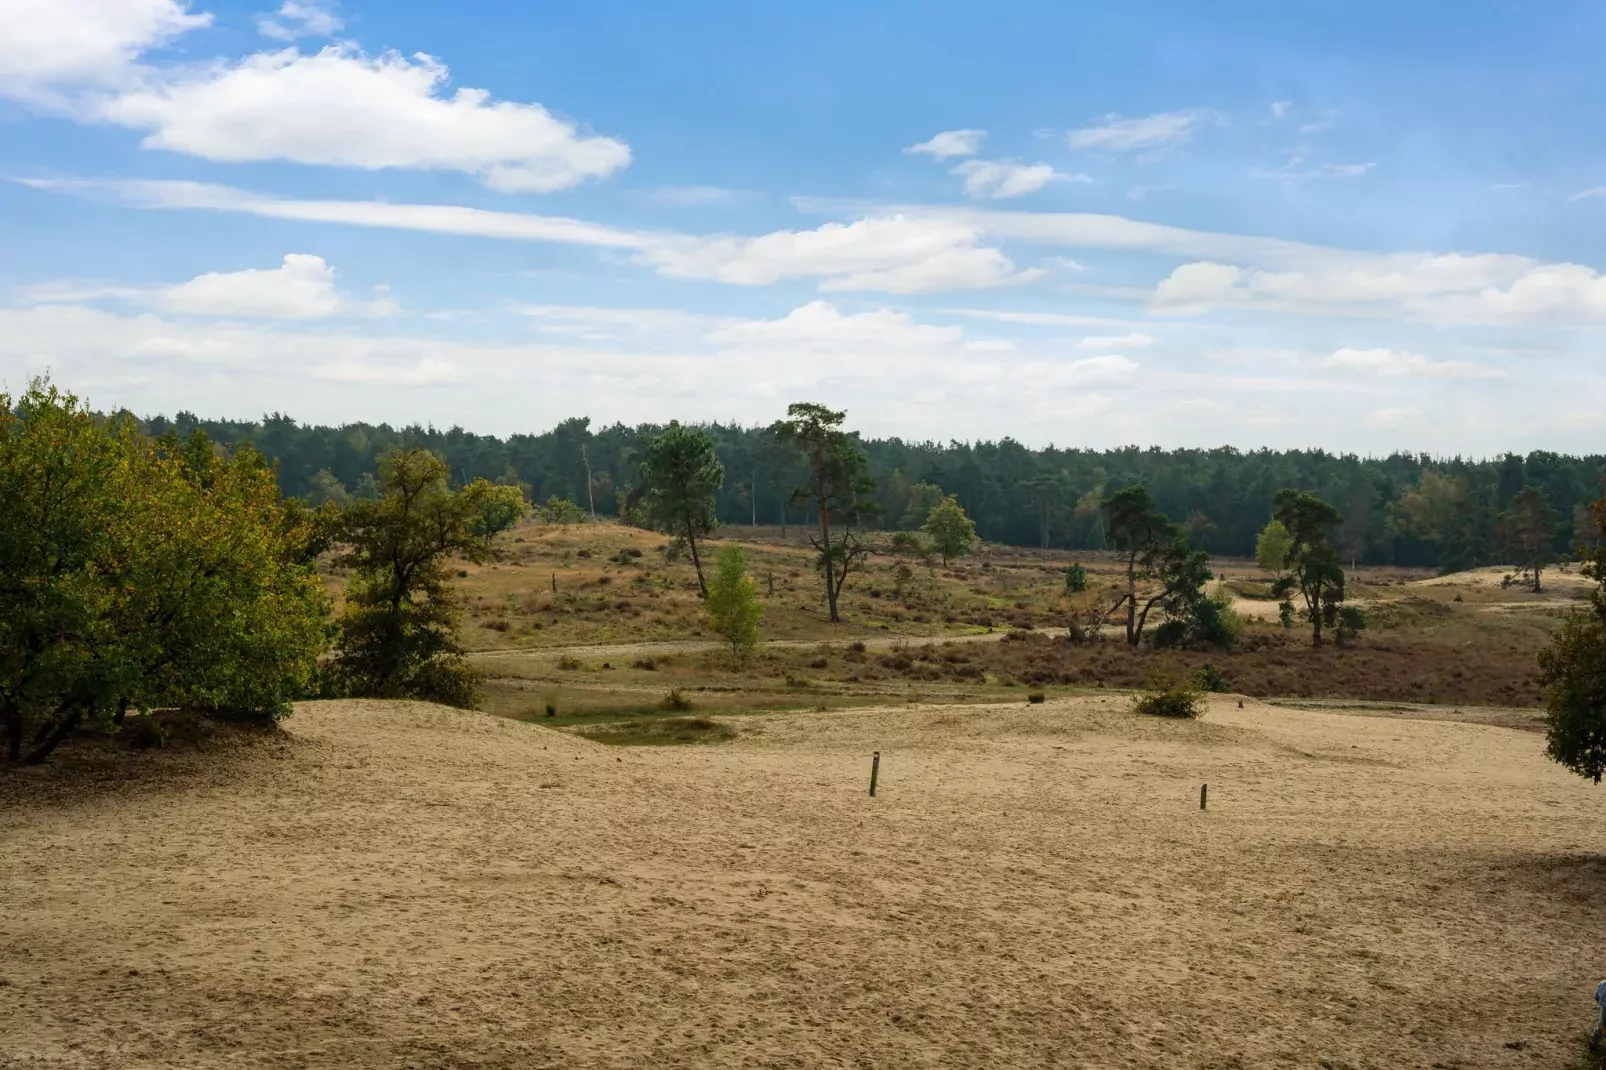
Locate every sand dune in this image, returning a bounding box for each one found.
[2,697,1603,1068]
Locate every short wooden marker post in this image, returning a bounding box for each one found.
[869,751,881,797]
[1200,783,1208,811]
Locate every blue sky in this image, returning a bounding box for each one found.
[3,0,1605,452]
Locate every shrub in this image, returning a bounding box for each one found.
[662,688,694,711]
[1191,663,1229,693]
[848,640,867,653]
[557,655,583,670]
[633,657,657,671]
[704,545,764,665]
[544,702,557,718]
[1027,691,1046,704]
[1132,680,1205,719]
[1064,563,1089,593]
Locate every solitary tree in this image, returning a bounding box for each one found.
[1537,496,1606,783]
[704,545,764,665]
[642,423,724,597]
[1501,486,1561,593]
[332,447,489,707]
[922,494,977,566]
[780,402,880,622]
[466,478,528,549]
[1103,485,1173,645]
[1255,518,1293,576]
[1272,489,1348,647]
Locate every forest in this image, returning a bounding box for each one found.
[141,409,1606,571]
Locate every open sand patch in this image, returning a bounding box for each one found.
[2,697,1603,1068]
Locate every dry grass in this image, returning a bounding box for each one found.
[3,697,1604,1068]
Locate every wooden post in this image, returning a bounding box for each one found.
[869,752,880,797]
[551,572,557,593]
[1200,783,1208,811]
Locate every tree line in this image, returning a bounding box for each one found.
[5,381,1604,790]
[141,409,1606,571]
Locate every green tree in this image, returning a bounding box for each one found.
[1272,489,1348,648]
[1148,539,1234,650]
[704,545,764,665]
[900,482,946,530]
[331,447,488,707]
[465,478,528,549]
[642,423,724,597]
[1538,496,1606,783]
[1103,485,1173,645]
[781,402,881,623]
[1500,486,1560,593]
[922,494,977,566]
[1255,518,1292,575]
[307,469,350,507]
[1,382,328,764]
[1064,563,1089,593]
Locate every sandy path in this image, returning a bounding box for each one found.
[468,628,1038,661]
[2,697,1603,1068]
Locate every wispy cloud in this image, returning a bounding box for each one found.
[1571,186,1606,202]
[905,129,985,159]
[1065,109,1211,153]
[950,159,1087,199]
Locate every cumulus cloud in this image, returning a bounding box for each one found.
[1367,405,1421,429]
[1065,110,1208,153]
[709,300,964,350]
[1322,348,1506,380]
[0,0,209,100]
[256,0,342,41]
[951,159,1087,199]
[1269,100,1292,120]
[98,46,630,192]
[905,129,985,159]
[27,254,396,319]
[316,357,460,385]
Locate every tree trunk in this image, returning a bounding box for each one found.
[24,708,82,765]
[686,523,708,598]
[1310,582,1324,647]
[580,444,597,522]
[1125,556,1138,645]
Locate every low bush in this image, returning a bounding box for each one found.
[661,688,694,711]
[557,655,583,670]
[1027,691,1046,704]
[1133,680,1205,719]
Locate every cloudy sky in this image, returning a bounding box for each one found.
[3,0,1605,452]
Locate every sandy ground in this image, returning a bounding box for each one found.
[3,697,1604,1069]
[1410,565,1594,594]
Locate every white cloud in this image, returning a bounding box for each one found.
[1322,348,1506,380]
[642,214,1041,294]
[1149,254,1606,324]
[709,300,963,351]
[517,304,729,342]
[905,129,985,159]
[1269,100,1292,120]
[1078,331,1154,350]
[951,159,1087,200]
[1571,187,1606,202]
[0,0,209,100]
[257,0,343,41]
[1065,110,1208,153]
[1323,162,1375,177]
[637,185,753,207]
[98,46,630,192]
[26,254,396,319]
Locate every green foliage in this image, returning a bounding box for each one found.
[1537,497,1606,784]
[535,495,589,525]
[661,688,694,711]
[922,494,977,566]
[900,482,946,530]
[704,545,764,665]
[1064,563,1089,593]
[1103,485,1175,645]
[330,446,487,708]
[465,479,528,548]
[781,402,881,622]
[1272,489,1348,648]
[642,422,724,596]
[148,410,1606,571]
[1500,486,1562,592]
[1132,679,1205,719]
[0,381,329,763]
[1191,663,1229,693]
[1255,519,1292,574]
